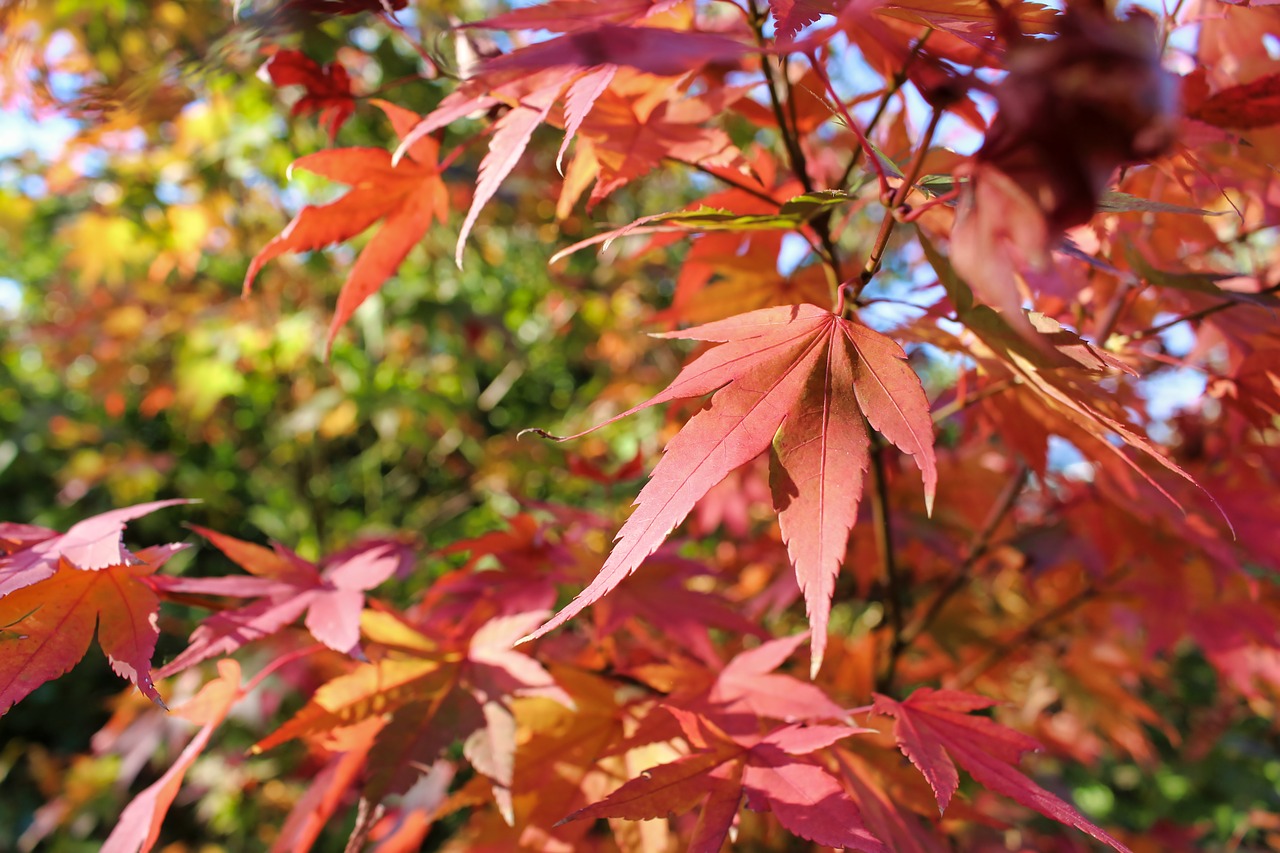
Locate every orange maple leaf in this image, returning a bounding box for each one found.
[0,544,186,715]
[243,99,449,353]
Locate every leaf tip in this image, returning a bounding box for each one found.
[390,138,411,168]
[517,427,562,442]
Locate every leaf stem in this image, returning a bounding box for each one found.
[1093,279,1136,345]
[858,106,943,293]
[808,49,891,200]
[679,159,781,206]
[243,643,324,695]
[838,28,934,190]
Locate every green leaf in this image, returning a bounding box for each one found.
[918,232,972,316]
[647,191,855,233]
[1125,247,1280,307]
[1097,192,1220,217]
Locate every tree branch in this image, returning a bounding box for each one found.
[747,2,845,288]
[858,106,943,292]
[951,567,1131,689]
[930,377,1018,424]
[1122,282,1280,343]
[872,437,906,693]
[838,28,934,190]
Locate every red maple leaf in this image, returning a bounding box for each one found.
[151,528,410,677]
[588,549,768,667]
[1189,72,1280,130]
[243,99,449,352]
[873,687,1132,852]
[263,49,356,140]
[523,304,937,675]
[481,23,747,79]
[563,707,884,852]
[463,0,684,33]
[392,22,749,264]
[950,5,1177,346]
[623,632,853,756]
[0,522,59,554]
[769,0,838,39]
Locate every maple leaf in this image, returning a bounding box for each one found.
[379,69,574,270]
[624,632,853,754]
[394,22,748,264]
[770,0,838,40]
[463,0,684,33]
[1189,72,1280,130]
[523,304,937,675]
[563,81,747,210]
[589,549,768,666]
[481,23,747,79]
[563,708,885,852]
[272,718,382,853]
[0,522,58,554]
[873,687,1132,853]
[152,528,410,677]
[101,659,241,853]
[835,749,950,853]
[950,5,1177,345]
[251,609,569,809]
[921,235,1229,523]
[0,498,191,597]
[705,633,851,723]
[243,99,449,352]
[263,49,356,141]
[0,542,187,715]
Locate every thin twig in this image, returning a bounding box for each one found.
[838,28,934,189]
[679,160,782,206]
[747,2,845,287]
[379,12,440,77]
[897,465,1028,648]
[1122,282,1280,342]
[1094,279,1136,345]
[951,567,1131,689]
[809,48,892,199]
[897,187,959,222]
[1161,0,1188,52]
[345,797,387,853]
[244,643,325,695]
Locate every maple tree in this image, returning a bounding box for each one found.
[3,0,1280,850]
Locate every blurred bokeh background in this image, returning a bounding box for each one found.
[2,1,1279,850]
